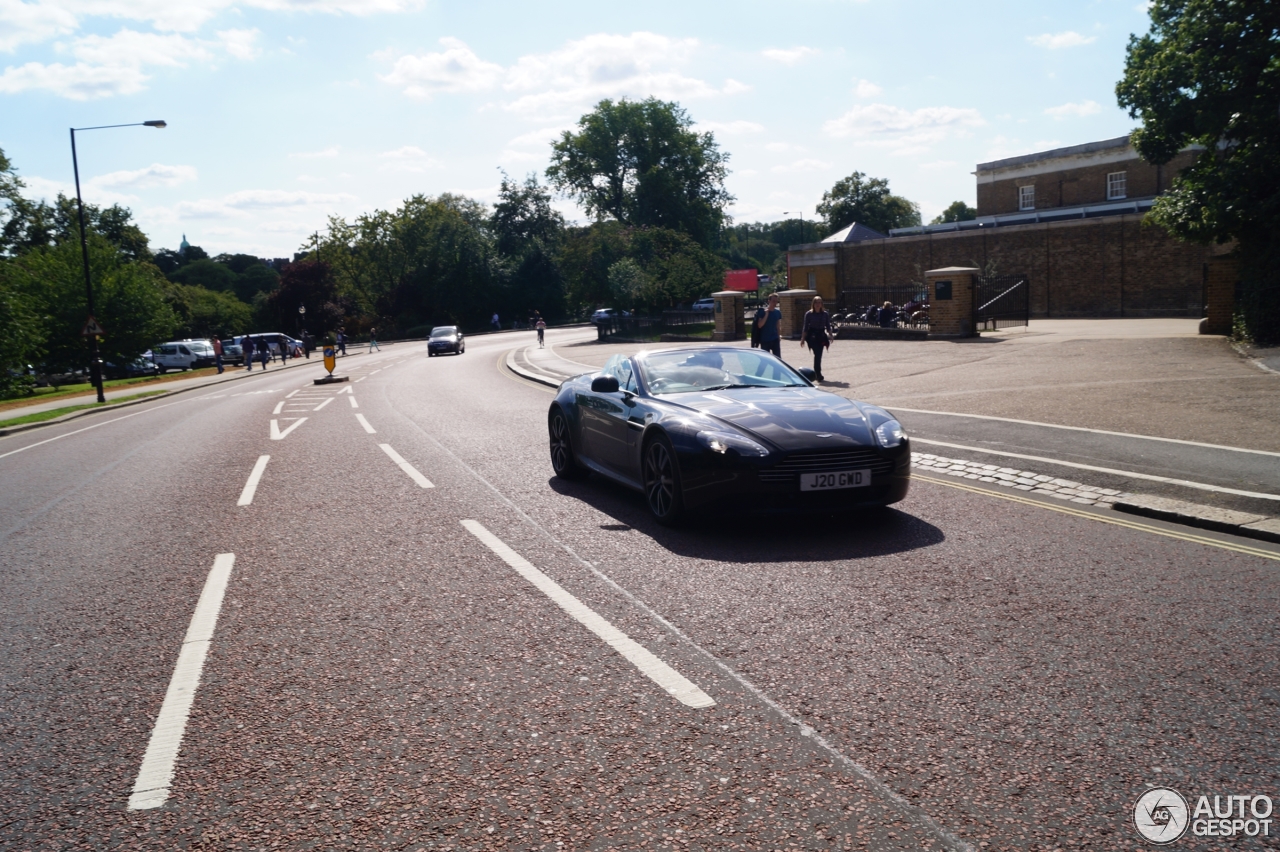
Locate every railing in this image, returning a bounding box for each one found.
[835,285,931,329]
[597,312,715,341]
[974,275,1030,330]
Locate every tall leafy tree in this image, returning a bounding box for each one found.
[492,173,567,321]
[547,98,733,247]
[816,172,922,235]
[1117,0,1280,343]
[931,201,978,224]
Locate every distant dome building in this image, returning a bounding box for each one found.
[179,234,190,257]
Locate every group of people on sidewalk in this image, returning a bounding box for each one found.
[754,293,833,382]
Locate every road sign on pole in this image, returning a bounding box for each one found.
[81,315,106,336]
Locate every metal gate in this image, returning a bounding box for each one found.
[974,274,1030,330]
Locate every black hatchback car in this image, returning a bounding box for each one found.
[427,326,465,356]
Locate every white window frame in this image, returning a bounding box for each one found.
[1018,185,1035,211]
[1107,171,1127,200]
[807,271,816,288]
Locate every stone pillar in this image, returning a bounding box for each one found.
[1202,256,1237,336]
[925,267,979,337]
[712,291,745,341]
[778,289,817,340]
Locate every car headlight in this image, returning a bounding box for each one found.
[874,419,906,448]
[697,430,769,457]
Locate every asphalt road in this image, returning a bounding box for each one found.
[1,332,1278,851]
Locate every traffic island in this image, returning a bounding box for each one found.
[314,374,350,385]
[1112,494,1280,543]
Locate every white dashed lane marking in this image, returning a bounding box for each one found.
[128,553,235,811]
[349,397,358,408]
[236,455,270,506]
[379,444,433,488]
[314,397,334,411]
[355,413,375,434]
[461,520,715,709]
[272,401,284,415]
[270,418,306,440]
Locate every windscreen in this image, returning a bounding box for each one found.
[638,350,808,394]
[430,328,457,338]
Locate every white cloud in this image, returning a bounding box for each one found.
[771,158,831,173]
[853,78,881,98]
[696,120,764,135]
[1044,99,1102,118]
[289,146,340,158]
[823,103,984,153]
[377,145,440,171]
[0,0,77,51]
[91,163,198,189]
[1027,31,1097,49]
[174,188,356,219]
[765,142,805,153]
[761,46,818,65]
[0,59,146,98]
[71,29,212,66]
[217,28,261,60]
[378,36,503,99]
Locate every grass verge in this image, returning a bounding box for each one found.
[0,390,169,429]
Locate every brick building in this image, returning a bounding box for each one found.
[789,135,1224,317]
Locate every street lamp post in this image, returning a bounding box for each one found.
[71,120,167,403]
[784,210,806,246]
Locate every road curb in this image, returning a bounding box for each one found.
[1112,494,1280,544]
[504,348,561,388]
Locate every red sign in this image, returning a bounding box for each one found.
[723,269,758,291]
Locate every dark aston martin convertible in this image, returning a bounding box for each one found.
[547,347,911,523]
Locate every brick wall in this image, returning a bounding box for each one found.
[835,215,1211,317]
[978,150,1200,216]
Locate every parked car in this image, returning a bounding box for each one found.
[427,326,465,356]
[102,357,160,380]
[691,298,717,312]
[152,340,216,372]
[221,339,243,366]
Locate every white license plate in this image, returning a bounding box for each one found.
[800,469,871,491]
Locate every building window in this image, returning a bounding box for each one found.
[1019,185,1035,211]
[1107,171,1127,200]
[807,271,816,288]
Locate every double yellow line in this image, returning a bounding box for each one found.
[915,474,1280,562]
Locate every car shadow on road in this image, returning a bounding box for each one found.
[547,477,944,561]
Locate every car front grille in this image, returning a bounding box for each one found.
[758,448,896,483]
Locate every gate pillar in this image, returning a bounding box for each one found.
[926,267,979,337]
[712,291,745,341]
[1202,255,1237,336]
[778,289,817,340]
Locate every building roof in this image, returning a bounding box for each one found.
[820,222,887,243]
[975,135,1136,175]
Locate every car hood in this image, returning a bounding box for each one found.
[664,387,877,450]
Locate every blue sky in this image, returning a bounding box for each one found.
[1,0,1154,258]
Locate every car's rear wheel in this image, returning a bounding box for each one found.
[642,432,684,525]
[548,407,587,480]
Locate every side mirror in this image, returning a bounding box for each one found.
[591,374,620,393]
[797,367,817,383]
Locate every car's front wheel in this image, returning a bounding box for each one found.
[548,407,587,480]
[642,432,684,525]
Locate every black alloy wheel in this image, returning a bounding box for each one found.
[549,408,587,480]
[642,433,684,524]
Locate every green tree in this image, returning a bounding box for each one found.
[165,283,253,339]
[931,201,978,224]
[492,173,567,321]
[171,258,238,292]
[558,222,629,312]
[1117,0,1280,344]
[547,98,733,247]
[816,172,922,235]
[0,276,42,395]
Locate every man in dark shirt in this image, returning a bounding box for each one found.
[755,293,782,357]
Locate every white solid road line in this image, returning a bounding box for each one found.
[270,418,306,440]
[271,401,284,415]
[886,406,1280,458]
[128,553,235,811]
[285,389,300,398]
[314,397,334,411]
[355,413,375,433]
[912,437,1280,501]
[379,443,433,488]
[236,455,270,506]
[349,397,358,408]
[461,520,715,709]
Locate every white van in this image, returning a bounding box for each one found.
[152,339,215,372]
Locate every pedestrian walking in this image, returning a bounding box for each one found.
[337,328,347,356]
[369,327,381,351]
[277,337,288,366]
[754,293,782,358]
[491,312,500,331]
[800,295,833,382]
[258,337,270,369]
[212,336,224,374]
[302,330,312,359]
[536,315,546,348]
[242,335,255,371]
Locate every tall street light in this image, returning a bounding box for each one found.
[783,210,807,246]
[71,120,167,403]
